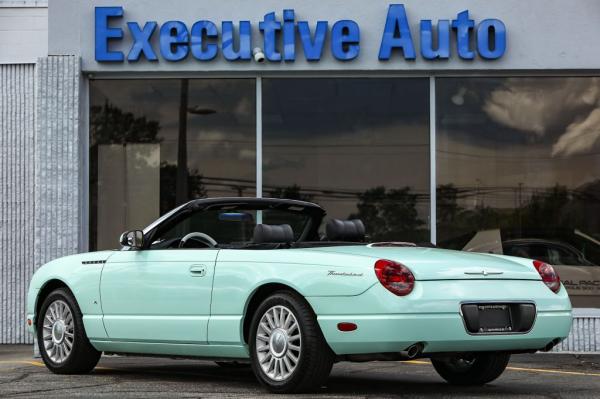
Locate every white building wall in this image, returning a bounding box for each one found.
[50,0,600,73]
[0,1,47,64]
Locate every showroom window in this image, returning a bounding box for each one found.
[436,77,600,265]
[89,79,256,250]
[262,78,430,242]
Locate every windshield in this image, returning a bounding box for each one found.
[143,198,324,250]
[157,209,312,245]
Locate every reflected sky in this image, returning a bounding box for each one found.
[90,79,257,197]
[263,78,431,229]
[438,77,600,203]
[91,78,432,239]
[90,79,257,250]
[90,77,600,247]
[437,77,600,256]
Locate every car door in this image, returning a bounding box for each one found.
[100,211,219,344]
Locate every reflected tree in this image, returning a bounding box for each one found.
[437,182,600,262]
[350,186,426,242]
[160,163,207,213]
[90,102,161,145]
[520,185,571,230]
[437,184,462,224]
[89,102,162,250]
[269,185,314,202]
[573,180,600,239]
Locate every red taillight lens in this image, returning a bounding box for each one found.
[374,259,415,296]
[533,260,560,293]
[337,322,358,332]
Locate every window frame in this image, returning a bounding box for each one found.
[86,73,600,251]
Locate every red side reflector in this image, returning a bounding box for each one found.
[337,322,357,332]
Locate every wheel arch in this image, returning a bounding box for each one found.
[242,282,318,344]
[35,279,73,323]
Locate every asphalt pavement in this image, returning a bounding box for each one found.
[1,345,600,398]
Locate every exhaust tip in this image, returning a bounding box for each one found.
[542,338,562,352]
[404,343,424,359]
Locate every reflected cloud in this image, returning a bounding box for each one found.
[263,155,304,170]
[239,148,255,161]
[483,78,600,138]
[479,78,600,157]
[553,108,600,156]
[133,144,161,168]
[234,96,252,117]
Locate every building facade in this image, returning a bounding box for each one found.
[2,0,600,344]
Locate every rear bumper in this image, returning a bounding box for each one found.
[317,309,572,354]
[308,280,573,355]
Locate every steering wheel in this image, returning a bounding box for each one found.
[178,232,218,248]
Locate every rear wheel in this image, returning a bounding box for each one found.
[249,291,334,393]
[431,352,510,385]
[37,288,101,374]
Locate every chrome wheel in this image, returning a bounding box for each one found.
[42,300,74,364]
[255,305,301,381]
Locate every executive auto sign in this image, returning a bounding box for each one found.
[95,4,506,63]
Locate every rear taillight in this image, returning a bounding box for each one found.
[374,259,415,296]
[533,260,561,293]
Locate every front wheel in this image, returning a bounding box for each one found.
[37,288,101,374]
[431,352,511,385]
[249,291,334,393]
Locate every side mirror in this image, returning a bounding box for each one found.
[119,230,144,249]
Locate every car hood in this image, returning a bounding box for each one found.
[303,245,541,281]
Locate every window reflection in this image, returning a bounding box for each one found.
[89,79,255,250]
[437,77,600,307]
[263,78,430,242]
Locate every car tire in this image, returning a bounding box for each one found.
[249,290,334,393]
[37,288,101,374]
[431,352,511,385]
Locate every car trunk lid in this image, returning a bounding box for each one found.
[304,245,540,281]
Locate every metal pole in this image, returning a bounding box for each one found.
[176,78,189,206]
[429,76,437,245]
[256,77,263,224]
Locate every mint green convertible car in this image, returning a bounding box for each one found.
[27,198,572,393]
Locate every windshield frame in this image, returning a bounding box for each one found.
[140,197,326,250]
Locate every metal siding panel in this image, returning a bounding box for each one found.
[0,63,35,343]
[34,56,81,271]
[553,316,600,353]
[0,55,80,344]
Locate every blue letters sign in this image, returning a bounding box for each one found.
[95,4,506,63]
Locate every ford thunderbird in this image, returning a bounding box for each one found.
[27,197,572,393]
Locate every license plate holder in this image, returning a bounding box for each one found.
[476,304,512,333]
[461,302,536,334]
[461,303,521,334]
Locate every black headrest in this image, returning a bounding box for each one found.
[253,224,294,244]
[326,219,365,242]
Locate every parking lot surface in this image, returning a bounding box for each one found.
[1,345,600,398]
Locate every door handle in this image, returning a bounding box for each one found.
[189,264,206,277]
